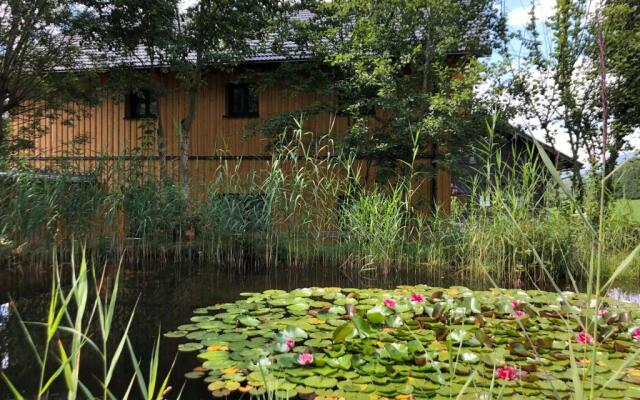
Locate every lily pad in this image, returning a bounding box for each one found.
[169,285,640,399]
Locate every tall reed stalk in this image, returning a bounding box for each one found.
[0,116,637,285]
[0,250,179,400]
[471,13,640,398]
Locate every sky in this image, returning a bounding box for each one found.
[506,0,557,27]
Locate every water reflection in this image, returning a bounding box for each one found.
[607,288,640,304]
[0,303,8,371]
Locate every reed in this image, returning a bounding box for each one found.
[468,17,640,399]
[0,250,179,400]
[0,120,637,287]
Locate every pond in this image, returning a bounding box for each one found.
[1,263,638,399]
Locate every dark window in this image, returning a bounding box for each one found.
[125,90,157,119]
[226,83,259,118]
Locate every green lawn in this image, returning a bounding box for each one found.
[612,199,640,223]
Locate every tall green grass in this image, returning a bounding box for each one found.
[339,187,407,269]
[0,120,638,287]
[0,250,179,400]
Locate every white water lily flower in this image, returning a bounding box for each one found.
[452,307,466,319]
[257,357,272,367]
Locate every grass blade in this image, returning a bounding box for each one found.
[9,299,43,367]
[56,340,74,392]
[602,242,640,291]
[105,300,139,386]
[126,338,149,400]
[532,139,595,236]
[1,372,25,400]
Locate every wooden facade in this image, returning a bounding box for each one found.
[12,69,452,212]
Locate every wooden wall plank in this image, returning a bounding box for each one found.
[13,69,453,211]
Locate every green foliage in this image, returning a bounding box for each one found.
[0,1,103,155]
[0,121,638,284]
[612,157,640,200]
[74,0,178,58]
[257,0,503,178]
[0,252,178,400]
[505,0,596,194]
[339,188,406,264]
[0,171,109,258]
[167,285,640,399]
[122,178,189,241]
[602,0,640,150]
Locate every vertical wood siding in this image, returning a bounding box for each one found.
[12,70,452,211]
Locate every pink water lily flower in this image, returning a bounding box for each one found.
[383,298,397,309]
[511,300,523,309]
[496,365,519,381]
[631,327,640,341]
[285,338,296,350]
[410,293,425,303]
[298,352,314,366]
[513,310,525,319]
[577,330,593,345]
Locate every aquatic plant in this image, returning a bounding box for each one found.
[495,365,519,382]
[0,252,178,400]
[166,285,640,399]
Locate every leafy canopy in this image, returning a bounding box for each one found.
[262,0,503,178]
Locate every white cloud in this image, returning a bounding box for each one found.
[508,0,557,27]
[179,0,197,12]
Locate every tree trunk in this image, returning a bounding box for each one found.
[567,133,583,200]
[571,155,583,198]
[0,101,6,154]
[156,113,167,181]
[179,72,201,196]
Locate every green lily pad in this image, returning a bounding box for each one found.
[168,285,640,399]
[302,376,338,388]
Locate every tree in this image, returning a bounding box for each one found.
[168,0,296,194]
[0,0,98,157]
[76,0,296,192]
[506,0,639,199]
[612,156,640,200]
[507,0,597,196]
[258,0,502,180]
[600,0,640,179]
[75,0,179,179]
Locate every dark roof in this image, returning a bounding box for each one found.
[72,10,315,70]
[511,130,582,170]
[73,41,307,69]
[70,8,493,70]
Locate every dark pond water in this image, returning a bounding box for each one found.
[0,262,638,400]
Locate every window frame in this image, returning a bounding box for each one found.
[225,83,259,119]
[125,89,158,120]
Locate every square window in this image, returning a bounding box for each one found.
[226,83,259,118]
[126,90,157,119]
